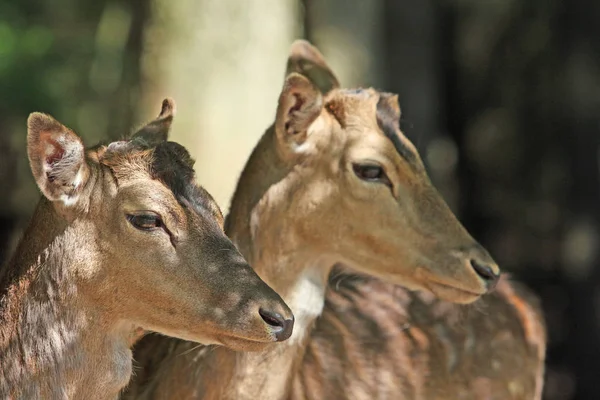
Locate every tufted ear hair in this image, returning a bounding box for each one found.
[27,113,90,206]
[275,73,323,150]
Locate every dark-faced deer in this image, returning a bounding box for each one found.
[0,99,294,400]
[126,42,545,400]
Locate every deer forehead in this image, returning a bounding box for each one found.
[345,132,399,161]
[118,183,182,211]
[97,146,153,180]
[323,89,420,169]
[97,143,198,206]
[314,89,378,125]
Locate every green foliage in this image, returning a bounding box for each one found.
[0,0,144,216]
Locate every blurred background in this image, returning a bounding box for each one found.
[0,0,598,399]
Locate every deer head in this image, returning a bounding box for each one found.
[247,41,500,304]
[25,98,294,350]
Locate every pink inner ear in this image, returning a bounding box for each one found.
[39,132,66,183]
[290,93,304,113]
[40,132,65,166]
[46,141,64,166]
[285,93,305,135]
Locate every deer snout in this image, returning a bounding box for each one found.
[259,308,294,341]
[468,247,500,292]
[470,259,500,290]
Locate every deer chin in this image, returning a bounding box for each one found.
[174,327,280,352]
[217,334,277,352]
[413,266,487,304]
[422,280,484,304]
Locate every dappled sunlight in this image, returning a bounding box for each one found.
[0,1,598,399]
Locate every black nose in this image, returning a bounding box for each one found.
[470,259,500,290]
[259,308,295,341]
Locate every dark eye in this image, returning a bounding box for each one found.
[127,213,163,231]
[352,164,392,187]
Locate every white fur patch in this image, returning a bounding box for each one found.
[286,270,325,344]
[291,115,324,154]
[59,166,84,207]
[60,194,79,207]
[291,140,312,154]
[71,166,84,188]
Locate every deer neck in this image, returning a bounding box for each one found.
[0,199,137,400]
[205,129,333,400]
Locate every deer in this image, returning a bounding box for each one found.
[125,42,546,400]
[0,98,295,400]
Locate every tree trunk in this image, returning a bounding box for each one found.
[138,0,301,209]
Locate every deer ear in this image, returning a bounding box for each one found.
[27,113,89,206]
[275,73,323,149]
[131,97,176,146]
[376,93,401,128]
[286,40,340,94]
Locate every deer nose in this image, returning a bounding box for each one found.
[259,308,295,341]
[470,259,500,291]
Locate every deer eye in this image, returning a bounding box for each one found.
[352,163,392,188]
[127,213,163,231]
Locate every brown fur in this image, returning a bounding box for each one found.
[294,273,545,400]
[0,99,292,400]
[127,42,545,400]
[125,41,544,400]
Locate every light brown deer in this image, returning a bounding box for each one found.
[0,98,294,400]
[125,41,543,400]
